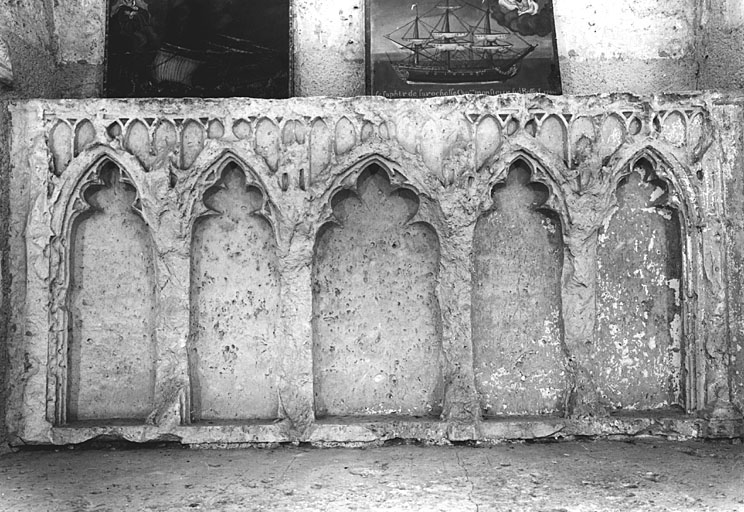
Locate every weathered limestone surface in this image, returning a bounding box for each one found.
[473,164,565,416]
[594,168,683,410]
[68,166,158,421]
[313,167,443,417]
[0,100,9,451]
[3,93,744,446]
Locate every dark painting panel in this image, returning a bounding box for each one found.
[106,0,290,98]
[367,0,561,97]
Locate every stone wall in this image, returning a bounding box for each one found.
[5,93,743,447]
[1,0,743,98]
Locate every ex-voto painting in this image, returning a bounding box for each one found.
[367,0,562,98]
[106,0,290,98]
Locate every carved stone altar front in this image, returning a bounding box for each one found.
[6,94,744,446]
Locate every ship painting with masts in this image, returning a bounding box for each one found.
[386,0,537,84]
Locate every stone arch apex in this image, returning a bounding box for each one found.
[480,147,571,229]
[610,143,702,226]
[186,148,280,237]
[52,147,153,237]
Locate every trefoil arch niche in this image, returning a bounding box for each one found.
[472,157,567,417]
[595,152,688,412]
[66,160,158,423]
[312,162,444,418]
[188,160,281,422]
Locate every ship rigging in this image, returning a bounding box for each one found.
[385,0,537,84]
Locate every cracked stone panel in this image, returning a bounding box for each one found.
[473,161,566,417]
[189,163,281,422]
[68,163,157,421]
[312,165,443,417]
[594,162,684,411]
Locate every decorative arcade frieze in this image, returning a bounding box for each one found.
[5,93,743,446]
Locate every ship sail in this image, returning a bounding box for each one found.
[385,0,537,84]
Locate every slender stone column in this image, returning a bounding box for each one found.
[148,181,191,429]
[276,220,315,439]
[437,190,480,430]
[561,192,606,417]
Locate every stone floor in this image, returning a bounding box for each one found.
[0,438,743,511]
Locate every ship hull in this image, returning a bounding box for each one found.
[394,62,519,84]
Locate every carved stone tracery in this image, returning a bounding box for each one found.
[7,94,739,444]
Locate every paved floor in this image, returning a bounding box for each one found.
[0,439,743,511]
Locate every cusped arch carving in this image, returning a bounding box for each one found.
[46,149,154,425]
[316,153,444,233]
[188,159,282,421]
[51,147,153,235]
[479,148,570,229]
[608,143,701,227]
[312,162,444,417]
[601,143,704,412]
[184,149,280,241]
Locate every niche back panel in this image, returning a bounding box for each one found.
[189,164,281,421]
[595,165,684,410]
[472,162,566,416]
[312,166,443,417]
[68,165,157,421]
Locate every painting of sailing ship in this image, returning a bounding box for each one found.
[367,0,561,97]
[106,0,290,98]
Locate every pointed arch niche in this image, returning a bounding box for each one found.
[312,164,443,417]
[189,162,281,422]
[68,162,157,422]
[595,158,684,410]
[473,159,566,417]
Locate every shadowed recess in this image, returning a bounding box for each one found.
[189,162,280,422]
[68,163,157,422]
[312,164,443,417]
[595,158,684,411]
[472,160,566,417]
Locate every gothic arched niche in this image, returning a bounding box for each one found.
[68,162,157,421]
[312,164,443,417]
[189,162,280,421]
[473,159,566,417]
[595,158,684,410]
